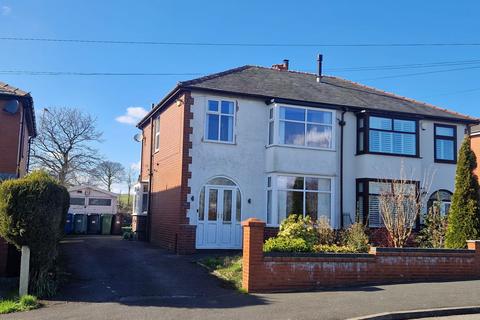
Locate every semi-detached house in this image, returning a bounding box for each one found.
[134,60,478,254]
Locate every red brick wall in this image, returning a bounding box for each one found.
[242,219,480,293]
[0,99,22,175]
[139,92,195,253]
[471,135,480,179]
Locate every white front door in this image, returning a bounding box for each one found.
[196,186,242,249]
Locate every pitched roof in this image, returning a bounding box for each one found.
[0,81,37,136]
[68,185,119,197]
[0,81,29,97]
[180,65,475,122]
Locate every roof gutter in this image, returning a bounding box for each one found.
[137,85,479,128]
[269,97,479,125]
[137,86,183,128]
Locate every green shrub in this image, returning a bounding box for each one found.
[0,171,69,297]
[277,215,317,248]
[316,216,335,245]
[264,237,310,253]
[417,204,447,248]
[445,137,480,248]
[313,244,359,253]
[344,223,370,253]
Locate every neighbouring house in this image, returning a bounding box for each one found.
[134,58,478,253]
[470,125,480,178]
[0,81,36,276]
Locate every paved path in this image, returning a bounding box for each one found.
[4,236,480,320]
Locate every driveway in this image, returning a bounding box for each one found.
[3,236,480,320]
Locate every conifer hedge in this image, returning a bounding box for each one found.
[445,137,480,248]
[0,171,69,297]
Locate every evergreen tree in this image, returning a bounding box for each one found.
[445,137,480,248]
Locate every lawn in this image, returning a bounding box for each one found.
[0,295,39,314]
[199,255,244,292]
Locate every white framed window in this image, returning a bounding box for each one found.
[268,104,334,150]
[266,174,334,226]
[154,116,160,152]
[205,99,235,143]
[133,182,149,215]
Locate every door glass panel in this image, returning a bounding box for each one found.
[198,187,205,221]
[236,190,241,222]
[223,190,232,223]
[208,189,218,221]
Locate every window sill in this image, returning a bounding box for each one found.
[266,144,336,152]
[434,159,457,164]
[356,151,420,159]
[203,139,236,145]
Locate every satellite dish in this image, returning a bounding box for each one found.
[3,99,19,114]
[133,133,143,142]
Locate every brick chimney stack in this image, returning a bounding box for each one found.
[272,59,289,71]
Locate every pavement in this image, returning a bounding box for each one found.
[3,235,480,320]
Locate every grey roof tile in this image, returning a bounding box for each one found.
[180,66,475,122]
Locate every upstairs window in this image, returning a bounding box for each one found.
[357,114,418,157]
[434,124,456,163]
[274,106,334,149]
[154,116,160,152]
[205,99,235,143]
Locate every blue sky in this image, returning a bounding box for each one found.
[1,0,479,193]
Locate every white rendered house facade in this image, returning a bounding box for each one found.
[137,64,476,251]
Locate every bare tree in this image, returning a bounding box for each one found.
[378,165,434,247]
[31,107,102,186]
[92,161,126,191]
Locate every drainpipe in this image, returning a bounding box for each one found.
[16,104,25,178]
[146,106,155,242]
[26,137,32,173]
[339,109,347,229]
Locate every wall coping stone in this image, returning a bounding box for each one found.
[265,252,374,259]
[373,247,473,254]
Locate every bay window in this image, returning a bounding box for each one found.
[434,124,457,163]
[356,179,418,228]
[269,105,334,149]
[357,114,418,157]
[205,99,235,143]
[267,174,333,226]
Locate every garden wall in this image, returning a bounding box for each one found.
[242,218,480,293]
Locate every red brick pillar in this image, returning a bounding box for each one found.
[242,218,265,292]
[176,224,196,254]
[467,240,480,275]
